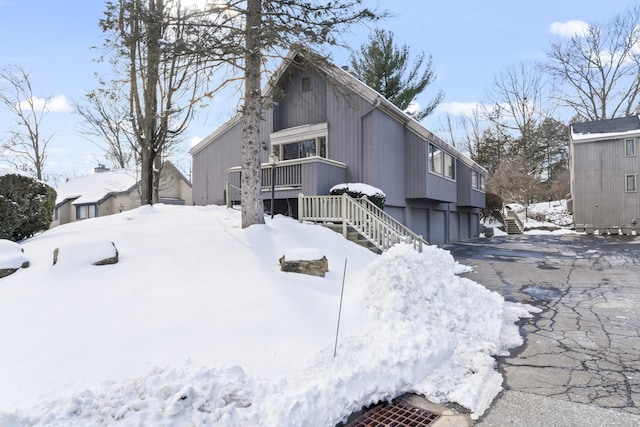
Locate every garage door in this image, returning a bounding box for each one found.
[429,210,446,245]
[410,208,428,241]
[460,213,470,240]
[449,212,459,242]
[470,213,479,237]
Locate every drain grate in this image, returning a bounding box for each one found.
[345,399,440,427]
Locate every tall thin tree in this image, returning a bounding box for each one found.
[98,0,220,204]
[192,0,382,228]
[0,65,53,181]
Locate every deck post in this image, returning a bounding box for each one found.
[298,193,304,222]
[342,193,348,238]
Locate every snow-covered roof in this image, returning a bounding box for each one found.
[55,169,138,206]
[571,116,640,142]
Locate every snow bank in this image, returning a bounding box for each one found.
[0,240,29,271]
[0,205,536,426]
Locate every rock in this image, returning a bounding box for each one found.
[279,249,328,277]
[53,240,119,267]
[0,239,29,279]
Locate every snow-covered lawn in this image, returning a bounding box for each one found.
[0,205,537,426]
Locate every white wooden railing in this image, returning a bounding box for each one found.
[298,193,425,253]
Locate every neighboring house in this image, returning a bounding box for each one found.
[190,51,487,244]
[52,161,192,227]
[569,116,640,234]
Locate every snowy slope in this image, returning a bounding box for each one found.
[0,205,537,425]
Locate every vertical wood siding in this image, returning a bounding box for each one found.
[572,138,640,227]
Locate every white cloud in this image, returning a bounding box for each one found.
[549,20,590,38]
[189,136,204,147]
[436,101,483,117]
[19,95,72,113]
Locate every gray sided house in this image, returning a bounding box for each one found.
[190,52,487,245]
[569,116,640,234]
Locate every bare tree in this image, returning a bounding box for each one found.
[192,0,382,228]
[73,84,135,169]
[486,61,550,142]
[98,0,222,205]
[0,65,53,181]
[546,6,640,120]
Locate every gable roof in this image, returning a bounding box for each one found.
[190,49,487,174]
[571,116,640,143]
[572,116,640,135]
[55,169,138,206]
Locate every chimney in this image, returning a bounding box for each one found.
[94,164,109,173]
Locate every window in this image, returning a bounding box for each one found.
[472,171,485,192]
[444,153,456,180]
[76,204,97,220]
[626,174,637,192]
[428,143,442,175]
[277,137,326,160]
[302,76,311,92]
[625,139,636,156]
[270,123,328,161]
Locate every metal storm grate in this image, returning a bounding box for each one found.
[345,399,440,427]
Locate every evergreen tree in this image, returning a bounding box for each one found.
[350,29,443,121]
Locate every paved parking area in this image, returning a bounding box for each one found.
[446,234,640,418]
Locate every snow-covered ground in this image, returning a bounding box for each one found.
[0,205,537,426]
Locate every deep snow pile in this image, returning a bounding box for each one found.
[0,205,536,426]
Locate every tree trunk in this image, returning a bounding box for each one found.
[240,0,265,228]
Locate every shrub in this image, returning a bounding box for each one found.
[0,174,56,242]
[330,183,386,211]
[481,192,503,221]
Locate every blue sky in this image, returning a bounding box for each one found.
[0,0,638,183]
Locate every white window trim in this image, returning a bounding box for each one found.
[625,138,636,157]
[625,174,637,192]
[270,123,328,146]
[428,143,443,176]
[444,152,456,181]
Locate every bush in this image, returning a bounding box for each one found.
[330,183,386,211]
[0,174,56,242]
[481,192,503,221]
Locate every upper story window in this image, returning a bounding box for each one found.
[274,136,327,161]
[472,171,485,192]
[270,123,328,161]
[444,153,456,180]
[625,138,636,156]
[428,143,443,175]
[626,174,637,192]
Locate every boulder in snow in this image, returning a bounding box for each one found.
[53,240,119,267]
[0,239,29,278]
[279,248,328,277]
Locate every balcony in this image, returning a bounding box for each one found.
[226,156,347,204]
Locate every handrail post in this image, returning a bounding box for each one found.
[298,193,304,222]
[226,182,230,209]
[342,193,348,237]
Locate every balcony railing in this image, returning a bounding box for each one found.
[226,156,347,205]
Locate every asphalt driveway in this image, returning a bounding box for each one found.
[445,234,640,423]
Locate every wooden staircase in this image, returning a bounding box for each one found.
[298,193,426,254]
